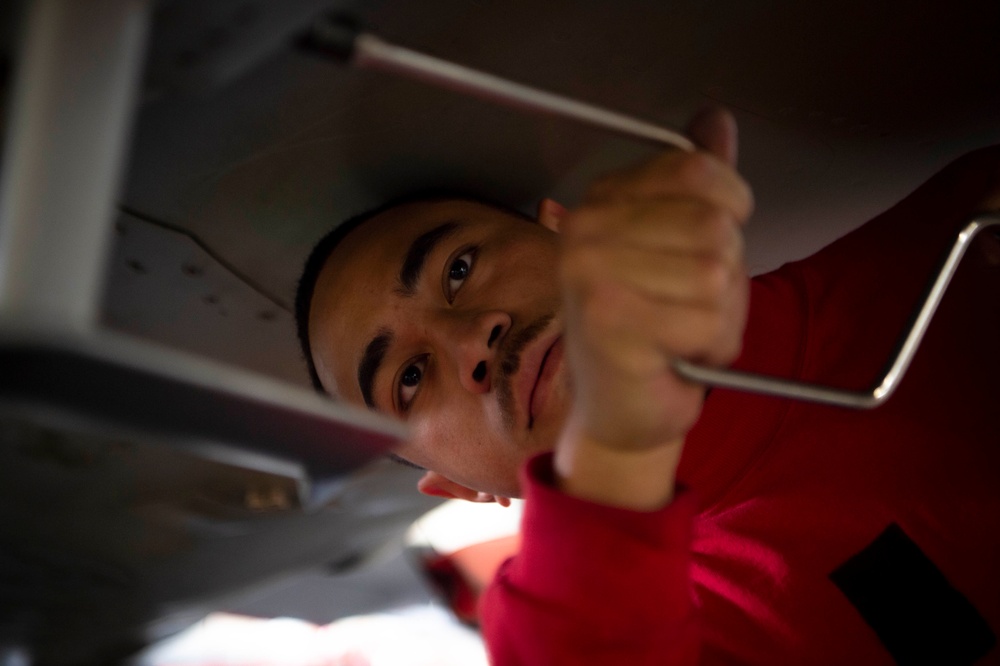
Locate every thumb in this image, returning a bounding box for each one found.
[686,106,738,167]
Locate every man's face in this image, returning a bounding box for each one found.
[309,199,571,499]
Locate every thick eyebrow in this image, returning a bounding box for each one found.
[360,222,459,409]
[358,329,393,409]
[396,221,460,297]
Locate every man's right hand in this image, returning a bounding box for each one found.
[553,108,753,509]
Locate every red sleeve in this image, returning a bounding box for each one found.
[480,453,700,666]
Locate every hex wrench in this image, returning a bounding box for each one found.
[301,16,1000,408]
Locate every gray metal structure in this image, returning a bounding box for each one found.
[1,0,998,663]
[0,3,428,664]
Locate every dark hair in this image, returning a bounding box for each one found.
[294,189,533,393]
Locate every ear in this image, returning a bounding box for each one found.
[417,471,481,502]
[536,198,568,232]
[417,471,512,506]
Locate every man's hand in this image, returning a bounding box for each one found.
[554,109,753,509]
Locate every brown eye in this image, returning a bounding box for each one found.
[398,358,427,411]
[446,250,475,300]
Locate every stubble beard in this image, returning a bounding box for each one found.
[495,313,556,434]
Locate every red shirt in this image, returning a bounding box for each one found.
[482,147,1000,665]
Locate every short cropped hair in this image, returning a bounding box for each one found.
[294,189,533,393]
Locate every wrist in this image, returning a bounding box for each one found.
[553,417,686,511]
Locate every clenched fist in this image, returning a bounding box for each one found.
[554,108,753,508]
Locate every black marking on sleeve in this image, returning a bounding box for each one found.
[830,523,995,665]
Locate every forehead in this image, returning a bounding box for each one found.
[307,199,523,398]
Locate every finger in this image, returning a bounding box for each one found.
[569,283,746,373]
[686,106,738,167]
[584,150,753,222]
[565,244,740,307]
[564,199,744,259]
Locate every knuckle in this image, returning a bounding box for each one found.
[722,335,744,363]
[563,203,616,238]
[582,285,625,331]
[693,205,733,247]
[705,310,730,347]
[710,324,743,365]
[735,178,755,219]
[562,211,594,240]
[561,244,610,293]
[695,256,730,301]
[579,246,608,279]
[673,152,716,190]
[559,247,588,287]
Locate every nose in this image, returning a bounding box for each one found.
[448,311,511,394]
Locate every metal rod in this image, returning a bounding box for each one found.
[342,27,1000,409]
[352,34,695,152]
[674,214,1000,408]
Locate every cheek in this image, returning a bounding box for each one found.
[406,401,516,489]
[490,250,562,312]
[511,237,560,279]
[406,404,484,471]
[404,418,448,469]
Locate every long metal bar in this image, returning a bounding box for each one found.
[338,26,1000,409]
[351,34,695,152]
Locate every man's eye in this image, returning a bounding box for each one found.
[398,358,427,411]
[446,250,475,301]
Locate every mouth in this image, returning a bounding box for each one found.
[521,335,563,429]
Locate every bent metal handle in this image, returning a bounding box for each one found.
[302,16,1000,408]
[673,215,999,408]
